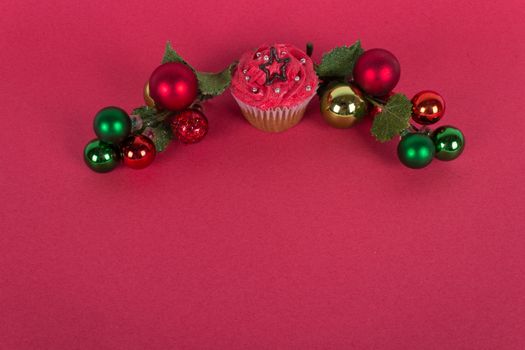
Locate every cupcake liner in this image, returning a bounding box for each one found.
[233,95,315,133]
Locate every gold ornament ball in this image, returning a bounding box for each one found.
[144,82,156,108]
[320,83,368,128]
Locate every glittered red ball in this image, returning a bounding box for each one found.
[353,49,400,97]
[149,62,198,111]
[121,135,156,169]
[411,90,446,125]
[170,109,209,144]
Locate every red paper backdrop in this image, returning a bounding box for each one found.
[1,0,524,349]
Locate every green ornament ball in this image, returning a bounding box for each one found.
[397,133,435,169]
[432,126,465,161]
[84,139,119,173]
[93,107,131,143]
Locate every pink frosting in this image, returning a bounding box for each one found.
[230,44,319,110]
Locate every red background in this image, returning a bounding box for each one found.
[1,0,525,349]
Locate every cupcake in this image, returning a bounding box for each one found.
[230,44,319,132]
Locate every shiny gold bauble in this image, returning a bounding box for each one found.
[144,82,156,107]
[320,83,368,128]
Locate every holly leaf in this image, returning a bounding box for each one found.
[371,94,413,142]
[162,42,192,67]
[132,106,157,120]
[315,41,364,80]
[161,42,234,101]
[196,63,237,100]
[132,106,172,129]
[144,123,173,152]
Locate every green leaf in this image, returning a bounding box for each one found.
[315,41,364,79]
[196,63,236,99]
[144,123,173,152]
[132,106,173,151]
[160,42,234,101]
[162,42,192,67]
[132,106,157,120]
[132,106,172,131]
[371,94,413,142]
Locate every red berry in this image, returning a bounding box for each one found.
[368,92,395,118]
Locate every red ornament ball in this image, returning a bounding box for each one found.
[411,90,445,125]
[353,49,400,97]
[121,135,156,169]
[170,109,209,144]
[368,92,395,118]
[149,62,198,111]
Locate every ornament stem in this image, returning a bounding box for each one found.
[401,124,421,137]
[191,101,204,112]
[306,43,314,57]
[409,124,420,132]
[364,96,384,108]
